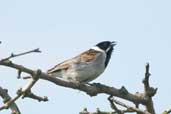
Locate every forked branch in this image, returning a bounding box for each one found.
[0,87,20,114]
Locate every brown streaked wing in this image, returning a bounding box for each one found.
[47,60,72,74]
[80,49,101,62]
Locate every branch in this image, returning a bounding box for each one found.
[142,63,157,114]
[79,107,134,114]
[108,95,124,114]
[42,76,147,104]
[0,70,41,112]
[2,48,41,61]
[0,87,21,114]
[22,90,48,102]
[108,96,150,114]
[0,60,148,106]
[79,107,115,114]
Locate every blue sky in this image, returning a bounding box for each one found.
[0,0,171,114]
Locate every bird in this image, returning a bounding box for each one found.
[47,41,116,83]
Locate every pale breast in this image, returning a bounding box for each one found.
[65,51,106,83]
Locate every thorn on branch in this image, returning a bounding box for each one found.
[17,70,22,79]
[22,76,32,79]
[119,86,128,95]
[146,87,158,97]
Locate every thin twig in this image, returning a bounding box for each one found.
[110,97,150,114]
[1,48,41,61]
[142,63,157,114]
[108,95,123,114]
[22,90,48,102]
[143,63,150,92]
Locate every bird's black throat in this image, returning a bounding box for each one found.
[105,47,113,68]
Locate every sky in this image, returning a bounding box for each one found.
[0,0,171,114]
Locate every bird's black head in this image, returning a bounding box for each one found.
[96,41,116,51]
[96,41,116,67]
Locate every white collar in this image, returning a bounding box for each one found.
[91,46,105,53]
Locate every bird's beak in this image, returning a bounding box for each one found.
[111,41,117,47]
